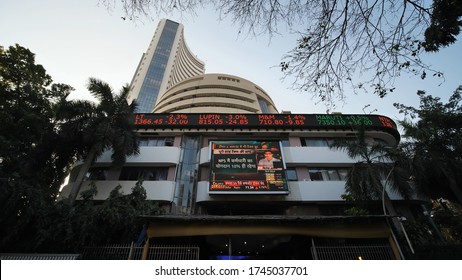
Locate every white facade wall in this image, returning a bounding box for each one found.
[95,146,180,165]
[153,74,279,114]
[60,180,175,202]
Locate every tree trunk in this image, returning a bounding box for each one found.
[68,145,99,206]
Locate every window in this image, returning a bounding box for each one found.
[85,167,109,180]
[308,169,324,181]
[119,167,169,181]
[258,97,270,113]
[285,168,298,181]
[337,169,349,180]
[301,137,334,147]
[139,137,174,147]
[308,168,349,181]
[301,137,360,147]
[280,139,290,147]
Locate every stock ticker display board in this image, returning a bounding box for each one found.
[134,113,398,137]
[133,113,399,194]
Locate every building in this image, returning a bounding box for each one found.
[60,20,420,260]
[153,74,278,114]
[127,19,205,113]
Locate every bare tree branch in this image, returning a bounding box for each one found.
[100,0,450,108]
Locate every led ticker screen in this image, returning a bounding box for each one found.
[134,113,398,138]
[209,141,288,194]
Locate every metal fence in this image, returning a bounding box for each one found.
[311,238,396,260]
[148,245,200,260]
[311,245,395,260]
[80,243,199,260]
[0,254,80,260]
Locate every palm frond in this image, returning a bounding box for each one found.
[87,78,114,109]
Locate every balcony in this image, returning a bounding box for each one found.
[93,146,180,165]
[59,180,175,202]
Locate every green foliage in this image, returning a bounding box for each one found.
[0,44,149,253]
[0,44,76,252]
[431,199,462,243]
[0,45,75,193]
[395,86,462,203]
[57,77,140,204]
[79,180,161,247]
[395,86,462,246]
[341,194,370,216]
[423,0,462,52]
[329,124,413,203]
[35,180,161,252]
[412,244,462,259]
[402,217,440,247]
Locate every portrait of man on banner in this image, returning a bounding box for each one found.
[257,150,282,170]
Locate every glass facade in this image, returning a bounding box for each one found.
[258,97,270,113]
[119,167,169,181]
[139,137,174,146]
[172,135,200,214]
[136,20,179,113]
[308,168,349,181]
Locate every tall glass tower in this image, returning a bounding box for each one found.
[128,19,205,113]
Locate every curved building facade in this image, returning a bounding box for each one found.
[153,73,279,113]
[59,19,421,260]
[127,19,205,113]
[60,111,411,259]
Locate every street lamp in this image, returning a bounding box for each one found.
[381,163,415,258]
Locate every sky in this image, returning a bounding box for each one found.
[1,0,461,124]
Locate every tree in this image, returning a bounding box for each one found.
[431,199,462,243]
[57,78,140,205]
[394,86,462,204]
[0,44,144,253]
[329,124,415,257]
[35,180,161,253]
[329,125,414,213]
[83,180,160,245]
[100,0,461,107]
[0,44,76,252]
[423,0,462,52]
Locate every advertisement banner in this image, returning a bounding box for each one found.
[209,141,288,194]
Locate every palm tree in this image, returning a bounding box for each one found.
[330,126,413,212]
[57,78,139,205]
[329,124,415,257]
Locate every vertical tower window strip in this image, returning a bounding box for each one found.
[135,20,179,113]
[258,97,270,113]
[172,135,201,214]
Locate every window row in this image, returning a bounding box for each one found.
[86,166,348,182]
[86,167,169,181]
[139,137,174,147]
[308,168,349,181]
[137,137,389,148]
[300,137,388,147]
[285,168,350,181]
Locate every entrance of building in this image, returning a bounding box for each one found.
[144,215,399,259]
[150,235,396,260]
[151,234,313,260]
[205,234,313,260]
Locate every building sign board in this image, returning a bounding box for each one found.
[134,113,398,139]
[209,141,288,194]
